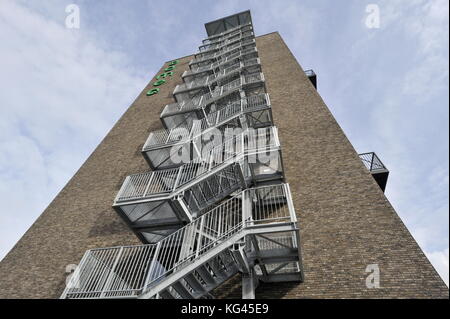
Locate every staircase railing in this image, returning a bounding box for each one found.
[62,184,295,299]
[144,93,270,152]
[117,127,279,202]
[359,152,387,172]
[189,47,257,75]
[201,25,251,47]
[192,38,256,65]
[201,23,252,45]
[169,72,264,116]
[199,31,254,53]
[177,58,259,94]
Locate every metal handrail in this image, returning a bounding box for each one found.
[117,126,279,202]
[201,23,252,44]
[199,28,252,50]
[304,69,316,77]
[176,58,260,93]
[165,72,264,119]
[192,38,256,66]
[196,35,255,63]
[358,152,387,172]
[201,24,252,46]
[61,183,295,299]
[191,47,257,74]
[183,48,258,79]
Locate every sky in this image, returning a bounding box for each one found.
[0,0,448,286]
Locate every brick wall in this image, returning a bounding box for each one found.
[0,32,447,299]
[0,57,192,298]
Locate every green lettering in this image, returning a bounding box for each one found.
[156,72,174,80]
[146,88,160,96]
[153,79,166,86]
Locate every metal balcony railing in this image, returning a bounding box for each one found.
[359,152,388,172]
[359,152,389,192]
[305,69,317,89]
[61,184,300,299]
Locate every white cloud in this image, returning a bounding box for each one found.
[0,1,146,260]
[366,0,449,282]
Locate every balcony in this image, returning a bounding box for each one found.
[305,69,317,89]
[359,152,389,192]
[199,28,247,51]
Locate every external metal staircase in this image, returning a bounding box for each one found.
[182,47,258,79]
[162,72,265,129]
[193,32,255,67]
[62,13,303,299]
[143,93,272,169]
[201,22,252,45]
[114,127,285,243]
[198,24,253,54]
[61,184,302,299]
[175,57,260,99]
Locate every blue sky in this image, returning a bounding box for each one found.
[0,0,448,285]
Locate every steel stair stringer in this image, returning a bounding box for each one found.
[61,184,302,299]
[138,219,299,299]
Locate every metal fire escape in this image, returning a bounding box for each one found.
[61,11,303,299]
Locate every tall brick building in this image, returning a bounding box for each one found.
[0,11,447,299]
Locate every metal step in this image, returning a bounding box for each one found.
[61,184,301,300]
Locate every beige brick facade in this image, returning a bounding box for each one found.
[0,32,447,299]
